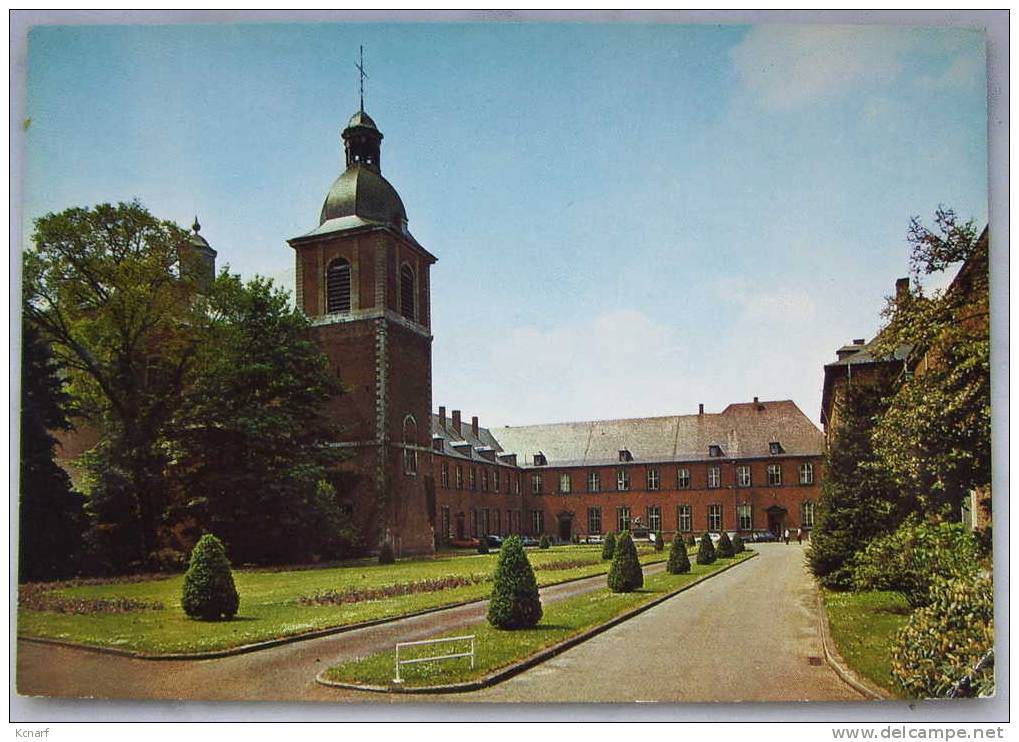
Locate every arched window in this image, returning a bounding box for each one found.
[402,415,418,475]
[326,258,351,313]
[400,264,415,321]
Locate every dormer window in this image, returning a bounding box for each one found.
[769,441,784,455]
[708,445,723,458]
[534,452,547,466]
[618,449,633,462]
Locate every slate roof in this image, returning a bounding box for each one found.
[434,400,823,469]
[430,414,518,467]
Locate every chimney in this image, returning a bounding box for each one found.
[753,396,758,404]
[438,406,446,430]
[471,415,479,437]
[853,339,865,345]
[452,409,462,436]
[896,277,909,304]
[698,403,704,415]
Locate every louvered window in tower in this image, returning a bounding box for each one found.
[326,258,351,313]
[400,264,415,321]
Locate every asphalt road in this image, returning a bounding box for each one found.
[17,544,861,704]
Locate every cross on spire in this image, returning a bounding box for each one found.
[355,45,368,112]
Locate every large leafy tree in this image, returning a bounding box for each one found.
[166,274,352,564]
[808,379,901,589]
[869,208,990,517]
[24,202,206,569]
[18,322,85,581]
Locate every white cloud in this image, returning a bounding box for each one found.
[730,25,914,111]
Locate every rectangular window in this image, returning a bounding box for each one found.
[678,504,692,532]
[708,504,722,532]
[802,501,815,528]
[736,464,751,487]
[441,506,450,539]
[588,507,602,535]
[470,467,477,490]
[588,470,600,492]
[515,474,521,495]
[494,469,501,492]
[531,473,543,495]
[441,462,449,488]
[531,509,544,535]
[481,508,490,535]
[505,509,512,535]
[647,468,660,491]
[470,509,478,537]
[677,467,691,489]
[647,505,661,532]
[617,469,631,491]
[799,462,814,485]
[707,465,721,489]
[738,502,752,530]
[482,470,489,492]
[492,509,501,535]
[768,464,783,486]
[456,465,463,490]
[617,506,631,533]
[559,473,572,494]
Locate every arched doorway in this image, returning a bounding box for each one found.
[765,505,787,538]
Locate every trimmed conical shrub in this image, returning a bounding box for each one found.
[601,531,616,560]
[717,531,735,558]
[182,534,239,621]
[538,534,550,550]
[379,540,396,564]
[607,530,644,593]
[732,534,745,553]
[653,531,665,552]
[487,535,542,629]
[697,532,717,565]
[667,533,691,574]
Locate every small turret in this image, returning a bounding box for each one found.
[181,216,217,291]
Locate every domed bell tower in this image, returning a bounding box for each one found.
[288,102,437,557]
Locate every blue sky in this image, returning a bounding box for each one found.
[21,22,988,427]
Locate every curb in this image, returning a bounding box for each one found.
[17,556,670,662]
[815,588,894,701]
[316,551,758,694]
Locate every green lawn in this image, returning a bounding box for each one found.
[17,545,669,655]
[823,589,912,696]
[322,552,754,689]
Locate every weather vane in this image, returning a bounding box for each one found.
[356,45,368,112]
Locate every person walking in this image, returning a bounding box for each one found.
[796,527,802,545]
[783,528,790,545]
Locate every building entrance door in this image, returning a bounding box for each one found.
[766,506,786,538]
[558,515,572,542]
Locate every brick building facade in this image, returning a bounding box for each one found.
[291,105,825,555]
[429,400,823,545]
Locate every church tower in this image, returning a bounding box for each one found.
[288,105,437,556]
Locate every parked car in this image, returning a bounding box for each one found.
[483,534,503,548]
[748,529,779,543]
[519,536,539,547]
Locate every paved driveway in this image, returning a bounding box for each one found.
[466,543,863,703]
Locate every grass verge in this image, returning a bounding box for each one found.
[321,552,754,689]
[822,588,911,696]
[18,545,669,655]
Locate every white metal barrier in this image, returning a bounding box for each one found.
[393,635,475,684]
